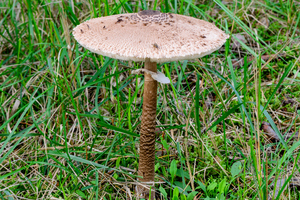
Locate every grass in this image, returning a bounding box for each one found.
[0,0,300,199]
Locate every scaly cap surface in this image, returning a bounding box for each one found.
[73,10,229,63]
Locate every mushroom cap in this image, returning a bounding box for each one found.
[73,10,229,63]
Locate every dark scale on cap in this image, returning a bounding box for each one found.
[115,18,123,24]
[152,43,159,49]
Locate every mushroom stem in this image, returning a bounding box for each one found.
[137,61,157,199]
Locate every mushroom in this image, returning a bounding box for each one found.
[73,10,228,199]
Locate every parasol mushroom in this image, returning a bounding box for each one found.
[73,10,228,199]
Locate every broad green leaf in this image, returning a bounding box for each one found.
[159,186,167,198]
[173,187,179,199]
[218,178,227,194]
[231,161,242,177]
[207,181,217,191]
[161,139,170,151]
[76,190,86,198]
[155,163,160,172]
[170,159,177,179]
[196,180,207,194]
[180,194,187,200]
[217,193,226,200]
[187,191,198,200]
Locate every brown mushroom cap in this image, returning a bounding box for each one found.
[73,10,229,63]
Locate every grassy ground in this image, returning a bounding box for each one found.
[1,0,300,199]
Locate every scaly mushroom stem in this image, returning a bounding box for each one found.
[137,61,157,199]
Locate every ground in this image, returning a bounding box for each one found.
[0,0,300,199]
